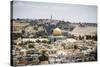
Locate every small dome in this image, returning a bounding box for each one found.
[53,28,62,36]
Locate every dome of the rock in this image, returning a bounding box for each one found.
[53,28,62,36]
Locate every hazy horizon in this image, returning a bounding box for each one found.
[12,1,97,23]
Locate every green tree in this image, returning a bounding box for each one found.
[42,40,48,43]
[28,44,34,48]
[36,39,41,43]
[34,27,38,30]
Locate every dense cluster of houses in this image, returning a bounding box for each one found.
[11,19,97,66]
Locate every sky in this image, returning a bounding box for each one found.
[12,1,97,23]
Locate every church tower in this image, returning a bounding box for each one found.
[50,15,52,20]
[50,15,53,23]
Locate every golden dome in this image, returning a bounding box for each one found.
[53,28,62,36]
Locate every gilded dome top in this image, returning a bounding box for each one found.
[53,28,62,36]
